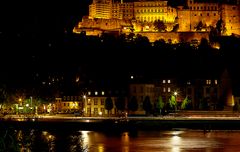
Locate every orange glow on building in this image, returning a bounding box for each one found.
[74,0,240,42]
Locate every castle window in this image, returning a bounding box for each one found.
[167,87,171,92]
[163,87,166,92]
[168,80,171,83]
[163,80,166,83]
[214,80,218,85]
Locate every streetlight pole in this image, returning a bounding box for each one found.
[174,91,178,111]
[83,95,86,116]
[30,96,33,114]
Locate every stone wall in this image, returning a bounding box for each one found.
[131,32,210,43]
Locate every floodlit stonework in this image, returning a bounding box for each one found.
[73,0,240,42]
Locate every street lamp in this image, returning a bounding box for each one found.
[83,95,87,116]
[174,91,178,110]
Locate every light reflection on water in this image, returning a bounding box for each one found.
[2,128,240,152]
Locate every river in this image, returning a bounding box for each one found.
[1,122,240,152]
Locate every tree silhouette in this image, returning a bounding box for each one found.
[105,97,113,116]
[128,96,138,113]
[172,24,179,32]
[195,21,203,31]
[153,20,166,32]
[181,96,191,110]
[115,96,125,113]
[216,18,226,36]
[142,96,152,115]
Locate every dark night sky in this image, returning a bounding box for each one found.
[0,0,90,86]
[0,0,239,89]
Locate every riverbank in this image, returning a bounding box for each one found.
[2,111,240,131]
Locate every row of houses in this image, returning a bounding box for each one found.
[52,68,235,116]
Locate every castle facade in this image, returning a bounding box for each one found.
[73,0,240,42]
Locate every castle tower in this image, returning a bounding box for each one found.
[89,0,113,19]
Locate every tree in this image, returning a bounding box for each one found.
[195,21,203,31]
[172,24,179,32]
[181,96,191,110]
[0,86,8,111]
[105,97,113,116]
[153,20,166,32]
[168,95,177,112]
[128,96,138,113]
[115,96,125,113]
[216,18,226,36]
[156,96,165,115]
[142,96,152,115]
[209,26,218,42]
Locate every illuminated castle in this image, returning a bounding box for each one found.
[73,0,240,42]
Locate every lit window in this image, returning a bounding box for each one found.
[130,75,134,79]
[101,91,105,95]
[214,80,218,85]
[206,80,211,85]
[87,99,91,105]
[168,87,171,92]
[163,87,166,92]
[187,81,191,85]
[163,80,166,83]
[88,92,91,95]
[95,91,98,95]
[168,80,171,83]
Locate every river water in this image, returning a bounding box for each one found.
[1,123,240,152]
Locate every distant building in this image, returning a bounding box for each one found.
[73,0,240,42]
[129,83,155,115]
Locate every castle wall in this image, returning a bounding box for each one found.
[74,0,240,39]
[222,4,240,35]
[177,9,191,31]
[133,32,209,43]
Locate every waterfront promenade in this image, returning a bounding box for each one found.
[2,110,240,131]
[3,110,240,121]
